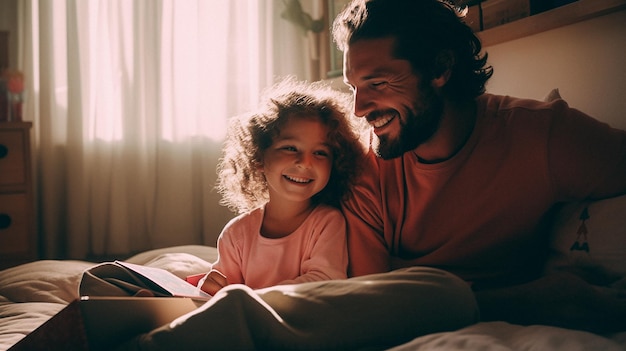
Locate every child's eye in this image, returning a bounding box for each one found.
[314,150,330,157]
[280,146,297,152]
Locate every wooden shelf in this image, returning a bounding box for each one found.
[0,122,37,269]
[478,0,626,46]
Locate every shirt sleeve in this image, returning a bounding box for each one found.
[547,100,626,200]
[278,207,349,284]
[341,152,391,277]
[211,219,246,285]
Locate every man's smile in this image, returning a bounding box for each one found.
[369,112,397,131]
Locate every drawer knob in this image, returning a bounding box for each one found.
[0,214,11,229]
[0,144,7,159]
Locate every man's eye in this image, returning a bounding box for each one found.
[371,81,387,88]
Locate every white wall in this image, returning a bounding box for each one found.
[484,10,626,130]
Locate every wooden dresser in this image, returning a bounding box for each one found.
[0,122,37,269]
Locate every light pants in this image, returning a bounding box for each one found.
[116,267,478,351]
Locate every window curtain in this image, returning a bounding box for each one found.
[20,0,320,260]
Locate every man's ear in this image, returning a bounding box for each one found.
[431,50,454,88]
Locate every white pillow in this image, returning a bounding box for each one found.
[543,88,562,102]
[125,245,218,266]
[545,194,626,283]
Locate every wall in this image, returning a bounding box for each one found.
[484,9,626,130]
[0,0,18,70]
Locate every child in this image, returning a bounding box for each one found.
[195,78,364,295]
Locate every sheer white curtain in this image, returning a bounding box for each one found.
[21,0,315,259]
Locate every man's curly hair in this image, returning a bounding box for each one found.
[332,0,493,102]
[216,78,365,214]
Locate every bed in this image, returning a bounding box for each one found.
[1,194,626,351]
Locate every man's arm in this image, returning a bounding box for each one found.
[341,152,392,277]
[548,102,626,200]
[474,271,626,333]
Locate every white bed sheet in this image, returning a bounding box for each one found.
[0,245,215,351]
[1,245,624,351]
[389,321,626,351]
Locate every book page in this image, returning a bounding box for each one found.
[115,261,211,300]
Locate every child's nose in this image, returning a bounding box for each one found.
[297,153,313,168]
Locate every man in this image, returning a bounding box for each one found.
[334,0,626,332]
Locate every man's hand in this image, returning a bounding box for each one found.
[474,272,626,333]
[200,270,229,295]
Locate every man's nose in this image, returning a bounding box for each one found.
[353,88,375,118]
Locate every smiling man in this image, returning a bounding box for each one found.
[335,0,626,332]
[345,37,445,161]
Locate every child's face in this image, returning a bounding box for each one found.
[262,116,333,206]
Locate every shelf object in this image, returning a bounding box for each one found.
[478,0,626,46]
[322,0,626,79]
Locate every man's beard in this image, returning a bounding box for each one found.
[372,86,444,160]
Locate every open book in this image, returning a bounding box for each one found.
[11,261,212,351]
[79,260,212,300]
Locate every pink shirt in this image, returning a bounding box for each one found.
[343,94,626,289]
[212,204,348,289]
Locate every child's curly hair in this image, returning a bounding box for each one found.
[217,77,365,214]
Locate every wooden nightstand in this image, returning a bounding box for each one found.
[0,122,37,269]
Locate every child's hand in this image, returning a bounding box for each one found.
[200,270,228,295]
[185,273,207,286]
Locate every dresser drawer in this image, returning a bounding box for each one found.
[0,193,31,255]
[0,129,27,186]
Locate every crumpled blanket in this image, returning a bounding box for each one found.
[2,245,625,351]
[388,321,626,351]
[0,245,216,351]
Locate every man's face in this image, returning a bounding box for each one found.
[343,37,443,160]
